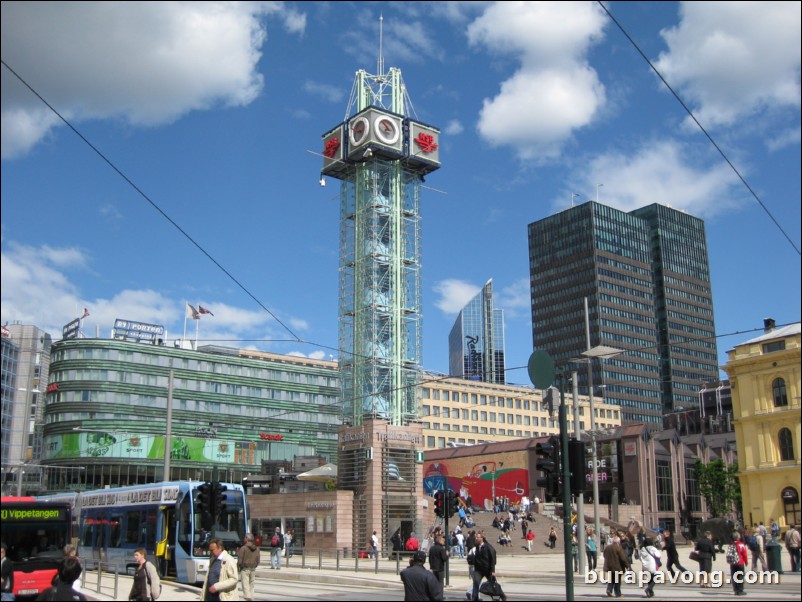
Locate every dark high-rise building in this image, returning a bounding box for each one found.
[527,201,718,426]
[448,279,506,384]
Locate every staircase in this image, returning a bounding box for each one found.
[457,509,565,556]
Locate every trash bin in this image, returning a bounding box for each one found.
[765,541,784,574]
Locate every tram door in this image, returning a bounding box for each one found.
[156,505,176,578]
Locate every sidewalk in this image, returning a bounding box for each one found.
[82,551,800,601]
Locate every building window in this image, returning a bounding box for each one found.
[685,464,702,512]
[779,428,794,461]
[656,460,674,512]
[772,378,788,407]
[763,340,786,353]
[782,487,801,528]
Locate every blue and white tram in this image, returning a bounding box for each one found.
[76,481,246,584]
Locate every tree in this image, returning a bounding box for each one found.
[694,459,742,518]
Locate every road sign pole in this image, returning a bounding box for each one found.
[559,376,575,602]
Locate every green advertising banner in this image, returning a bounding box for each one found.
[46,432,236,463]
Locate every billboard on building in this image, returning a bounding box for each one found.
[112,319,165,344]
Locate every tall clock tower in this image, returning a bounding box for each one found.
[321,55,440,551]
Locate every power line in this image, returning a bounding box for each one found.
[596,1,800,257]
[1,59,303,342]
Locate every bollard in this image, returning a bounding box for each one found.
[318,549,323,570]
[766,541,784,574]
[336,549,340,571]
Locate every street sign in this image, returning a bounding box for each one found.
[528,350,555,389]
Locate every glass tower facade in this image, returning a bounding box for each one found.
[527,202,718,425]
[448,279,506,384]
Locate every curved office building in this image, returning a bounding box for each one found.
[42,338,341,492]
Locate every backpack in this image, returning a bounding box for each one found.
[271,534,280,547]
[146,561,161,600]
[746,535,759,551]
[725,544,738,564]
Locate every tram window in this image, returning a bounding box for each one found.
[81,520,95,547]
[110,514,123,548]
[144,510,157,549]
[126,511,141,544]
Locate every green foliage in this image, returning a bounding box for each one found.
[694,459,742,518]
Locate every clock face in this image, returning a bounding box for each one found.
[349,116,370,147]
[374,116,400,145]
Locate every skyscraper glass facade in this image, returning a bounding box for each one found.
[528,202,718,425]
[448,280,506,384]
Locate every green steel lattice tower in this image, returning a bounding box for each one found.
[320,65,440,427]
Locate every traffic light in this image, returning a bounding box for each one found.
[447,489,459,518]
[212,481,228,516]
[536,435,561,502]
[568,439,587,495]
[197,481,211,514]
[434,490,445,517]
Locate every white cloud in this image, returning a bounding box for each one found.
[569,140,741,218]
[495,278,531,313]
[444,119,464,136]
[303,81,346,104]
[467,1,607,160]
[654,2,801,128]
[433,279,481,315]
[1,2,305,158]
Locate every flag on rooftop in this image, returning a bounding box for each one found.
[81,308,90,319]
[198,305,214,317]
[186,303,200,320]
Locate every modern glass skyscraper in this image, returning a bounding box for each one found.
[527,202,718,425]
[448,279,506,384]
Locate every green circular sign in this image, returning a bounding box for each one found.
[528,349,555,389]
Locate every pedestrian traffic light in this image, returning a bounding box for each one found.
[212,481,228,517]
[197,481,211,514]
[447,489,459,518]
[434,490,445,517]
[568,439,587,495]
[536,435,561,502]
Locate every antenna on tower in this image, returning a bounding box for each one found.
[378,14,384,77]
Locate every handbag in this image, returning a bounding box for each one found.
[689,550,701,562]
[479,577,504,598]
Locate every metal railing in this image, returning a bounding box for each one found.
[268,547,417,575]
[79,559,121,599]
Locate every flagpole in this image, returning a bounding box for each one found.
[195,303,201,350]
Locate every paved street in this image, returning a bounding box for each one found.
[82,550,800,601]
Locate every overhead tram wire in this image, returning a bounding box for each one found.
[1,59,302,342]
[596,1,800,257]
[2,60,434,373]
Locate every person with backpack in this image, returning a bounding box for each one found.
[269,527,284,570]
[639,538,662,598]
[128,548,160,601]
[728,532,749,596]
[748,527,766,571]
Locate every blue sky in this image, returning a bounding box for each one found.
[2,1,800,384]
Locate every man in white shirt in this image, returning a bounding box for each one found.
[370,531,379,559]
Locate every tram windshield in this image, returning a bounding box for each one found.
[178,487,246,557]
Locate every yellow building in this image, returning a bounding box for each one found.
[724,321,801,528]
[419,376,621,450]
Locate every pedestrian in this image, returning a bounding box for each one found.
[571,535,579,572]
[456,530,465,558]
[469,533,506,602]
[639,538,661,598]
[1,543,14,602]
[400,550,443,601]
[748,527,766,571]
[391,529,404,557]
[370,531,379,559]
[769,518,780,542]
[269,527,284,570]
[35,556,86,602]
[427,535,448,588]
[405,532,420,552]
[729,532,749,596]
[526,529,535,552]
[602,536,629,598]
[786,524,801,571]
[586,530,597,571]
[237,534,260,602]
[695,531,716,587]
[661,529,688,575]
[285,528,295,559]
[548,526,557,549]
[128,548,161,601]
[201,539,239,601]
